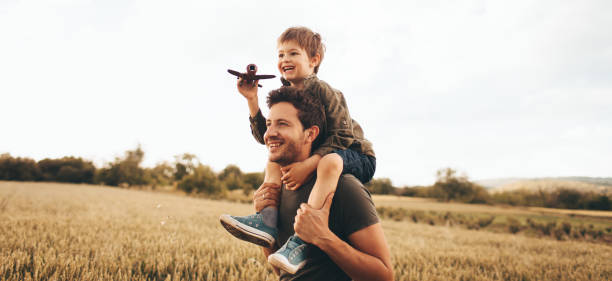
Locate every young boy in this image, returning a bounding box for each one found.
[220,27,376,274]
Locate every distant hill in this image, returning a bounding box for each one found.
[475,177,612,195]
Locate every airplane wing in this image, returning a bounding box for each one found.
[227,69,245,78]
[253,74,276,80]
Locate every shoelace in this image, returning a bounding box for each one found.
[285,236,301,250]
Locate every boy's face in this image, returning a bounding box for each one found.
[277,40,319,85]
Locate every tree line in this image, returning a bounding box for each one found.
[369,168,610,211]
[1,149,609,211]
[0,147,262,196]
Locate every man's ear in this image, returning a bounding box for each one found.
[305,126,320,143]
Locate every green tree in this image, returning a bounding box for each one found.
[95,146,149,187]
[243,172,264,191]
[174,153,198,181]
[145,161,175,188]
[432,168,490,203]
[367,178,395,194]
[177,164,223,194]
[0,154,41,181]
[38,157,95,183]
[218,164,246,191]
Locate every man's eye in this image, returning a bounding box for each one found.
[266,122,272,127]
[278,54,284,58]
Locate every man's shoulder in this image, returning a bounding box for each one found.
[337,174,373,200]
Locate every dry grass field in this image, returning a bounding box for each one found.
[1,181,611,281]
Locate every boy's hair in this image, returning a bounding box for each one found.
[267,87,326,150]
[278,26,326,74]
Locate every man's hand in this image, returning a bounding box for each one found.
[253,182,281,212]
[237,77,259,101]
[293,193,335,245]
[280,160,315,190]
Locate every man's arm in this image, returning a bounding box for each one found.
[294,194,393,281]
[315,223,393,281]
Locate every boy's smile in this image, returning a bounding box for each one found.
[277,40,319,88]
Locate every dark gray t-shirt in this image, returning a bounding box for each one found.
[277,174,380,281]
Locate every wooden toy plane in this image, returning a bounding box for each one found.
[227,64,276,88]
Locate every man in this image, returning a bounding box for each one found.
[223,87,393,281]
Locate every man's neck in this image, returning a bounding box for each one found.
[280,149,312,169]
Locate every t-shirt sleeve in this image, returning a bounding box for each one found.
[333,175,380,237]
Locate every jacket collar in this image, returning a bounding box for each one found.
[280,74,318,87]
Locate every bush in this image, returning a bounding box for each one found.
[478,216,495,228]
[507,217,521,234]
[491,188,611,211]
[177,164,223,194]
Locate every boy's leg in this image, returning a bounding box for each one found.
[219,161,282,248]
[261,161,282,227]
[264,160,283,186]
[308,153,343,209]
[268,153,343,274]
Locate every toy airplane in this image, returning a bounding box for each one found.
[227,64,276,88]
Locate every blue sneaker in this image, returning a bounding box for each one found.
[219,213,278,248]
[268,235,309,274]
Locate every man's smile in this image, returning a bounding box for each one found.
[267,138,284,151]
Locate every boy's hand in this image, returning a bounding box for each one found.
[280,161,315,190]
[237,77,259,101]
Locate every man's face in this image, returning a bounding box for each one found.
[264,102,309,166]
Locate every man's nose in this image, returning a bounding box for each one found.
[265,126,278,139]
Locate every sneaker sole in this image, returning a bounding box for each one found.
[268,252,305,275]
[219,214,275,248]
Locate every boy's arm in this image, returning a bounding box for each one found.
[249,109,266,145]
[237,77,266,144]
[280,154,321,190]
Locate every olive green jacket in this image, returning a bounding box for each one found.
[249,75,375,158]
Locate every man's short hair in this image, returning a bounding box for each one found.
[267,87,326,150]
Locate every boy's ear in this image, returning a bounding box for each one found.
[310,53,321,69]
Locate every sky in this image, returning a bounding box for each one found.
[1,0,611,186]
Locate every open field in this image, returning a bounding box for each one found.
[373,195,612,238]
[1,181,611,280]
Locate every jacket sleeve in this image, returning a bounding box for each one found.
[249,109,266,145]
[312,82,356,156]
